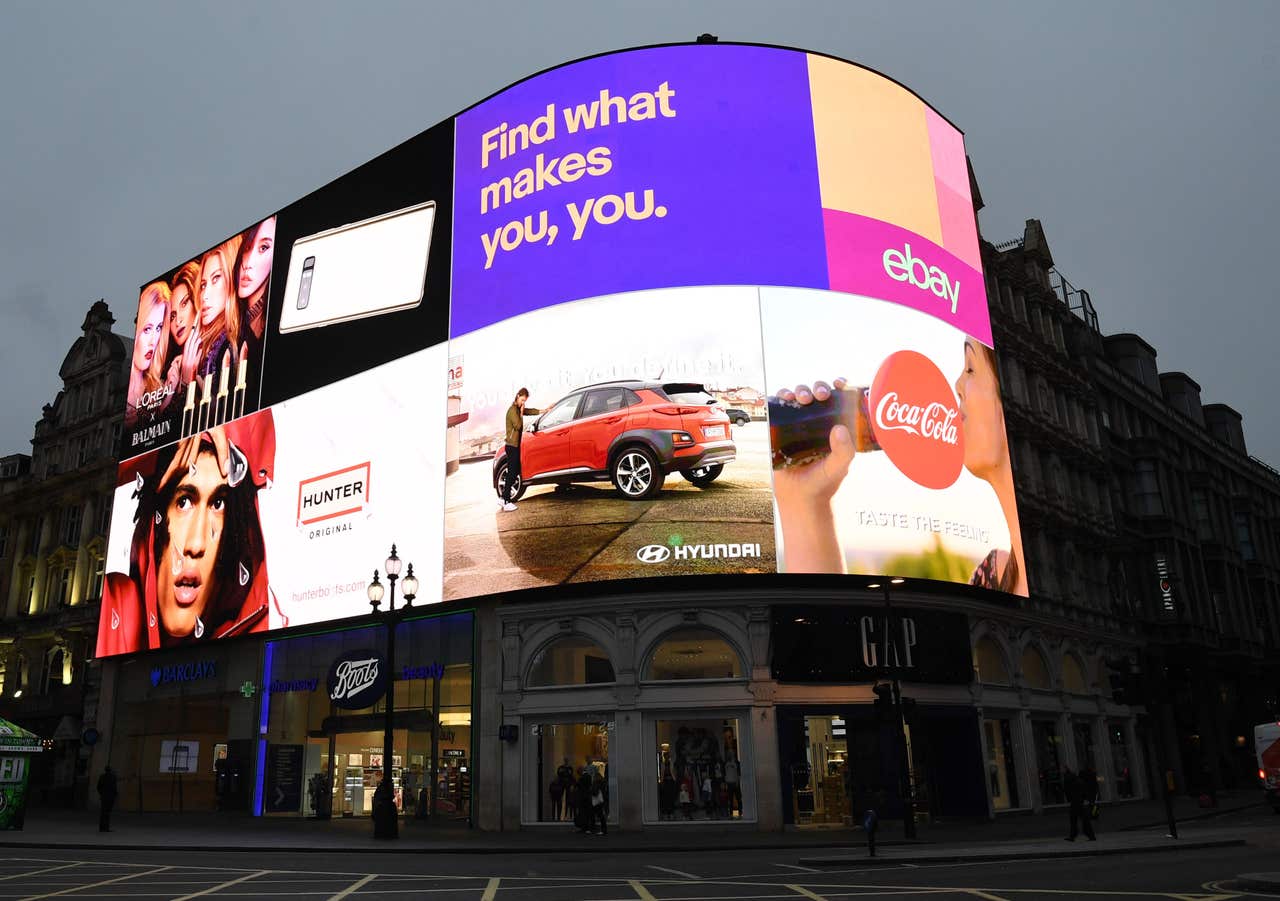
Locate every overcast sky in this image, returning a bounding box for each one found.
[2,1,1277,465]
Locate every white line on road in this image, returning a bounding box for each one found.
[19,865,171,900]
[964,891,1012,901]
[0,865,82,883]
[773,863,820,873]
[481,877,500,901]
[171,869,271,900]
[328,873,377,900]
[786,886,828,900]
[647,865,699,879]
[628,880,658,901]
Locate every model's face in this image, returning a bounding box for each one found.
[199,254,229,326]
[169,284,196,346]
[237,218,275,300]
[955,338,1007,479]
[134,302,167,372]
[516,395,527,410]
[156,450,226,639]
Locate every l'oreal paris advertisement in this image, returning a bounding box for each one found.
[101,43,1028,659]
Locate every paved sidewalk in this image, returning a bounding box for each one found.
[0,789,1261,855]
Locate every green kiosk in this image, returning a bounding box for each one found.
[0,717,41,830]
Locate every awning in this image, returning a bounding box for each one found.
[0,717,42,754]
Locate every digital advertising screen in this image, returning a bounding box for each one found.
[102,42,1027,659]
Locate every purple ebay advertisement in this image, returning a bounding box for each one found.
[450,45,828,337]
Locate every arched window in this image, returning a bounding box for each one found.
[1062,654,1087,694]
[41,647,67,695]
[1020,646,1051,690]
[646,629,742,681]
[526,636,615,687]
[974,637,1010,685]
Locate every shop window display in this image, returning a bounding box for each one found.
[534,720,613,823]
[1109,722,1135,799]
[647,630,742,681]
[983,718,1019,810]
[1033,720,1065,804]
[654,718,743,821]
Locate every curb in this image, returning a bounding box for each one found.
[798,837,1246,867]
[1117,800,1262,831]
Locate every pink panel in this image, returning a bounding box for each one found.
[823,208,992,345]
[925,108,970,196]
[936,181,982,271]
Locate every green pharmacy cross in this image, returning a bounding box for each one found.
[240,681,257,698]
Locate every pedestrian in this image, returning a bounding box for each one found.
[1063,768,1095,841]
[549,777,564,821]
[556,757,574,821]
[498,388,541,512]
[590,769,608,835]
[97,765,118,832]
[1082,766,1100,833]
[574,768,595,834]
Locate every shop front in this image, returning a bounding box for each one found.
[255,609,474,823]
[104,642,260,813]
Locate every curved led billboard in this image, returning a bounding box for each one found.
[101,42,1025,658]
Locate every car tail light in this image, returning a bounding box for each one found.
[653,405,683,416]
[673,431,694,445]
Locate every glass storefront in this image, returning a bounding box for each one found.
[259,610,473,821]
[1033,720,1065,804]
[654,717,743,821]
[1109,721,1135,799]
[781,710,887,826]
[1073,721,1097,772]
[983,717,1019,810]
[533,719,613,823]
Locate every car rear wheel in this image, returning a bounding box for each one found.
[734,416,749,426]
[612,447,664,499]
[682,463,723,487]
[495,461,527,502]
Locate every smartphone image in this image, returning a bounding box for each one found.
[278,200,435,334]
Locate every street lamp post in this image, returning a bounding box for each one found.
[367,544,418,840]
[870,578,916,840]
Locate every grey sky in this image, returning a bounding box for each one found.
[2,1,1276,464]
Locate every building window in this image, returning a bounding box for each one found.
[1020,646,1051,690]
[974,637,1010,685]
[97,494,113,535]
[62,505,82,547]
[1128,461,1164,516]
[47,564,72,608]
[28,517,43,556]
[646,629,743,681]
[526,637,615,687]
[1234,512,1257,561]
[76,436,90,467]
[655,718,744,821]
[25,573,37,615]
[984,718,1020,810]
[1191,490,1214,540]
[41,647,68,695]
[89,556,105,601]
[0,524,7,559]
[1062,654,1087,693]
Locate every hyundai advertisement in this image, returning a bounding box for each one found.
[101,42,1026,659]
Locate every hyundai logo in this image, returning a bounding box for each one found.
[636,544,672,563]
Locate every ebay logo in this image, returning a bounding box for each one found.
[882,243,961,314]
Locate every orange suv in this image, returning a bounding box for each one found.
[492,380,736,500]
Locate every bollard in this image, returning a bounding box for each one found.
[863,808,879,857]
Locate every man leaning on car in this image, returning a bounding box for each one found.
[501,387,540,512]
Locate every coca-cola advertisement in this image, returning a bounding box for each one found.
[762,286,1028,597]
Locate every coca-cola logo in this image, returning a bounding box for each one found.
[870,350,964,489]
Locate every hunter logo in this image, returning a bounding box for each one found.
[297,462,371,526]
[870,351,964,490]
[326,649,387,710]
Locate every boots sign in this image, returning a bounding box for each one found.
[326,649,388,710]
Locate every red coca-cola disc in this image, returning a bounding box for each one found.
[869,350,965,489]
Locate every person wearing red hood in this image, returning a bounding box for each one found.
[98,412,275,656]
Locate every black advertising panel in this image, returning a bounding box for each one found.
[265,744,304,813]
[771,605,973,684]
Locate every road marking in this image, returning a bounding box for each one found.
[0,864,82,883]
[628,880,658,900]
[19,865,170,900]
[481,877,500,901]
[774,863,820,873]
[328,873,377,900]
[787,886,828,900]
[172,869,270,900]
[964,891,1012,901]
[647,865,699,879]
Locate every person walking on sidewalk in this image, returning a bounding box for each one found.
[499,388,540,512]
[97,765,118,832]
[1082,766,1100,834]
[1063,768,1095,841]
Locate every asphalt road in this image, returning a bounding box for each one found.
[443,422,776,599]
[2,811,1276,901]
